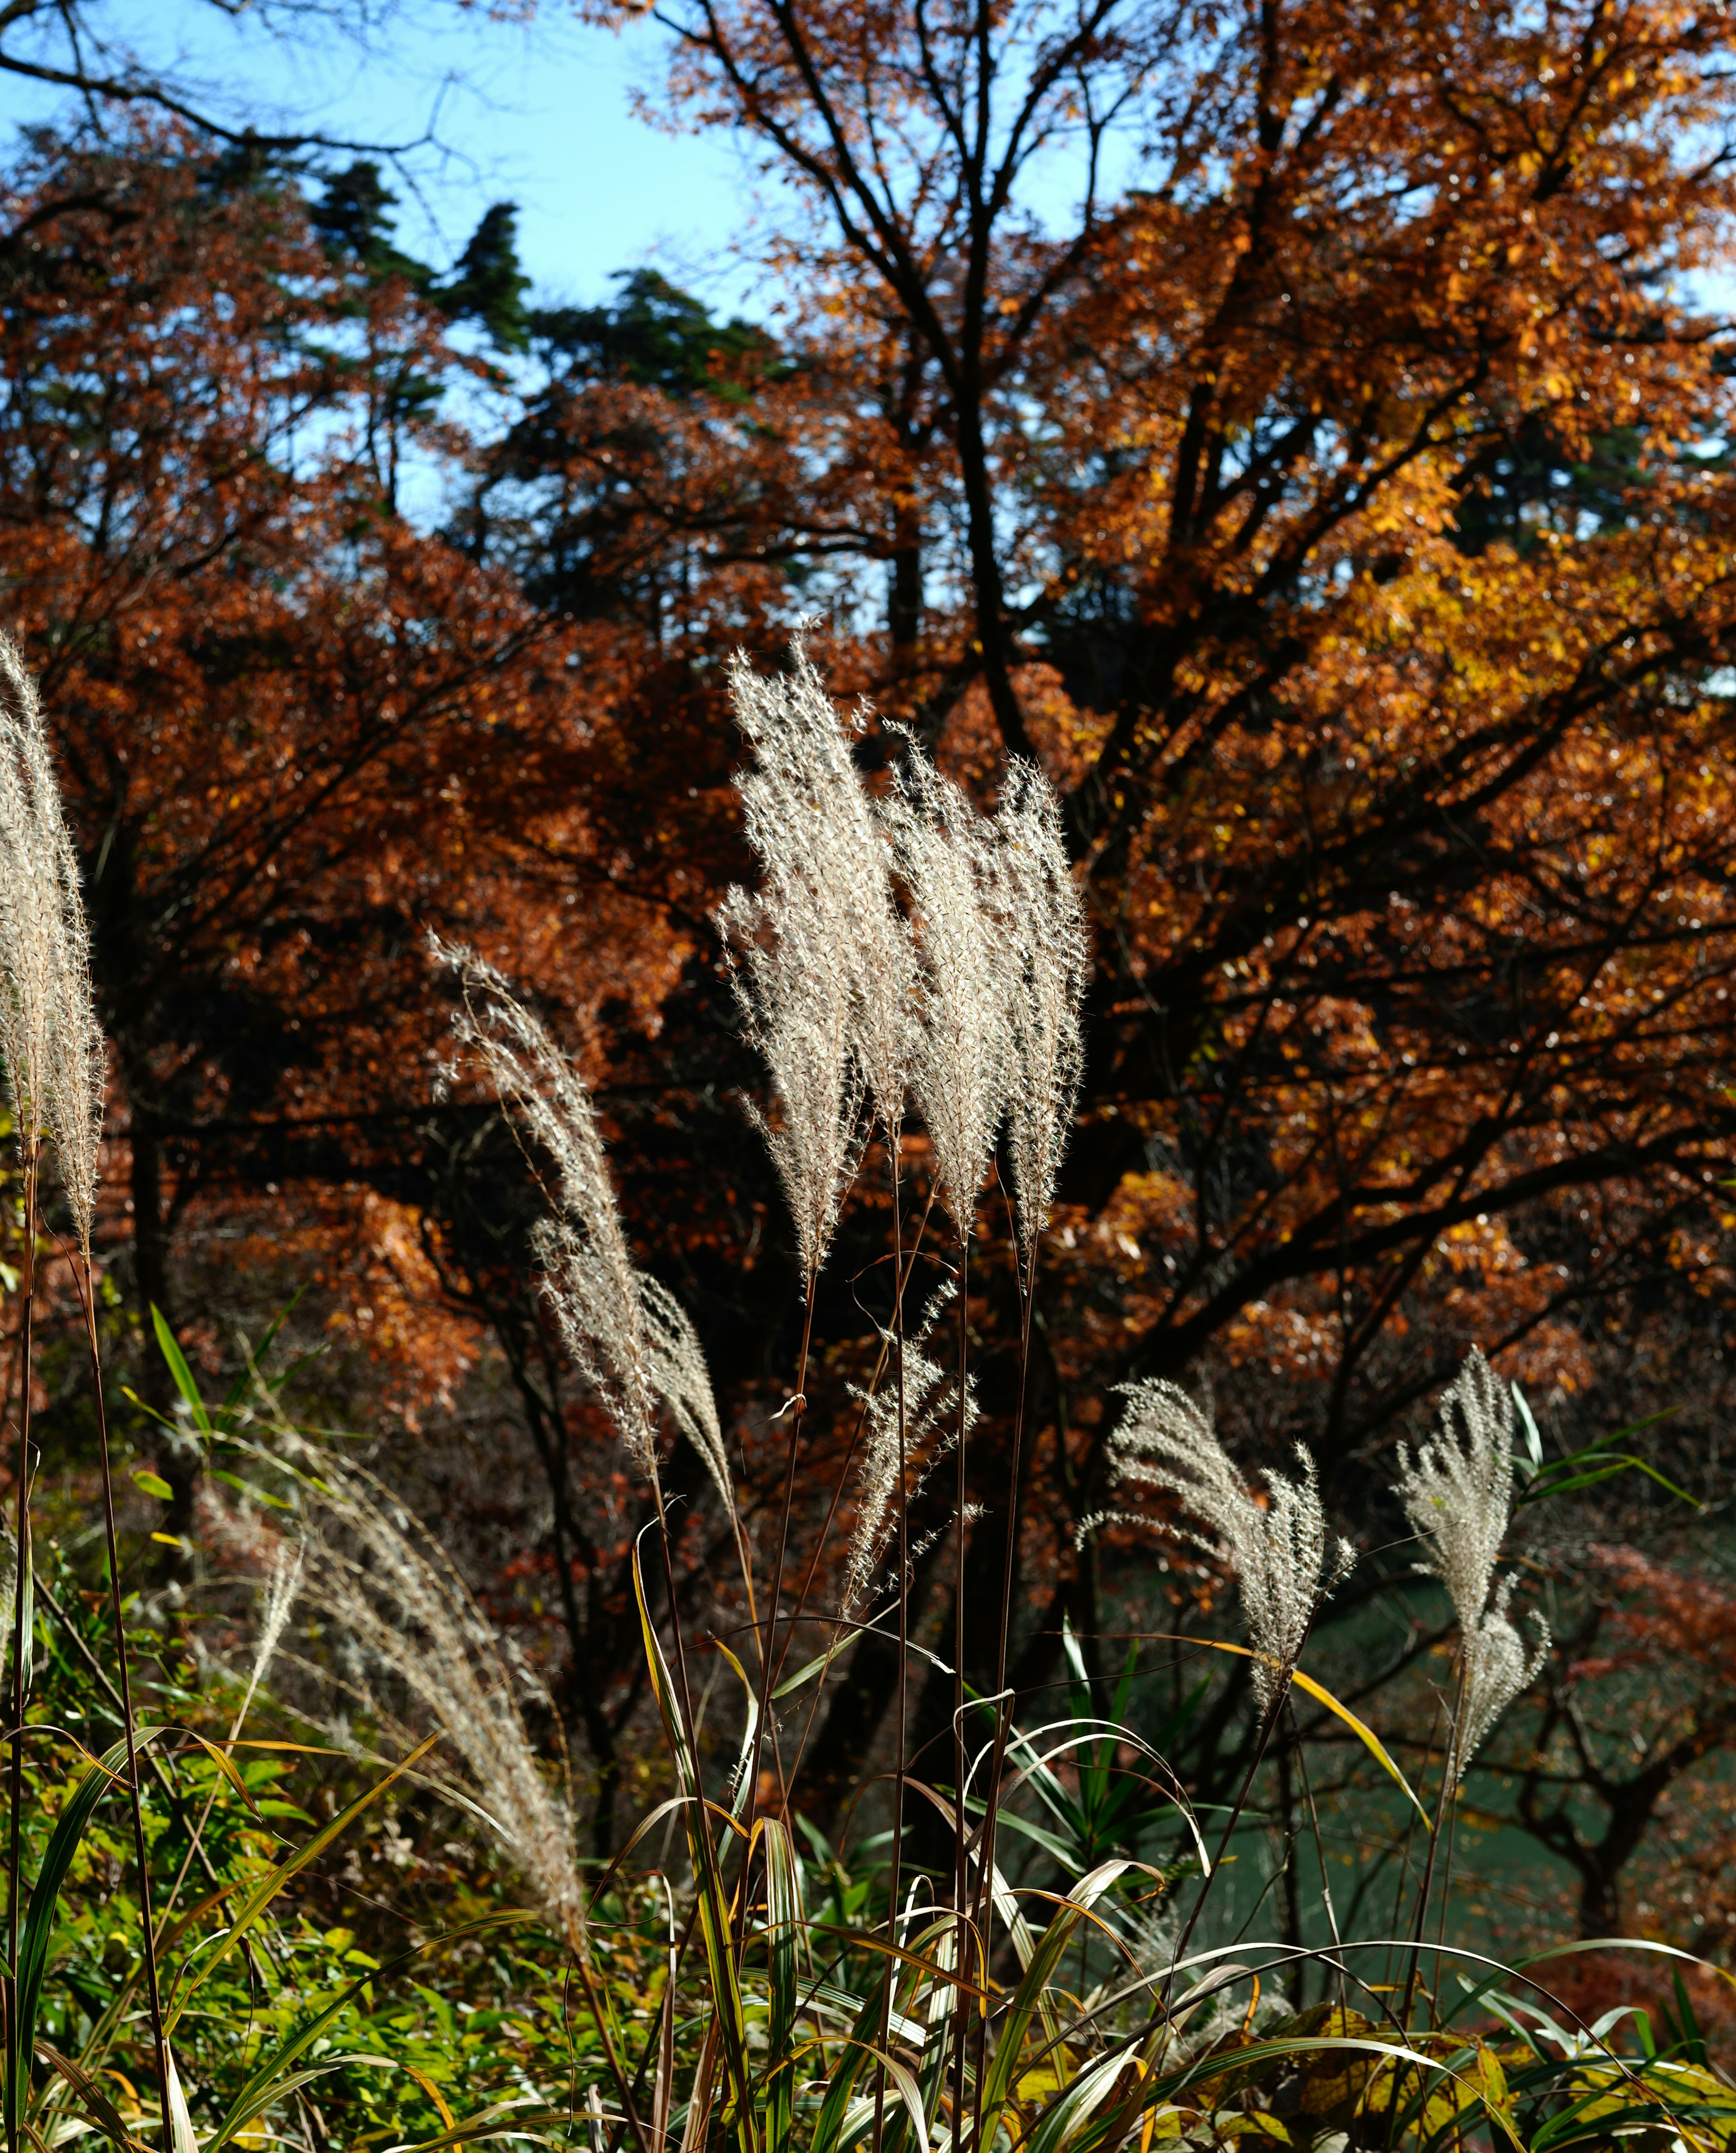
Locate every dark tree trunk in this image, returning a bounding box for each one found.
[889,533,921,656]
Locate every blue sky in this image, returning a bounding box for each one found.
[4,1,764,317]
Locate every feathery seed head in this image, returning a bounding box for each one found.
[232,1537,304,1732]
[434,938,730,1509]
[1452,1575,1550,1789]
[246,1440,589,1950]
[889,746,1014,1234]
[1108,1379,1353,1709]
[719,635,916,1271]
[1394,1349,1549,1781]
[717,878,865,1278]
[0,633,104,1248]
[1393,1347,1516,1638]
[998,760,1088,1261]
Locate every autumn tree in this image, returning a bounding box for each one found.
[427,0,1736,1831]
[0,125,629,1473]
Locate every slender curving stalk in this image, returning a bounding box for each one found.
[1379,1705,1465,2153]
[1289,1698,1346,2016]
[969,1214,1038,2102]
[771,1182,939,1717]
[1161,1679,1289,2007]
[1395,1650,1470,2037]
[743,1273,818,1833]
[869,1127,910,2153]
[5,1142,37,2153]
[948,1222,973,2153]
[723,1298,813,2073]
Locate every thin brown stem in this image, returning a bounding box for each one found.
[1160,1684,1288,2011]
[967,1227,1035,2143]
[949,1223,971,2153]
[1085,1681,1297,2153]
[572,1930,657,2153]
[23,1564,225,1908]
[773,1183,939,1710]
[1398,1654,1466,2030]
[5,1143,38,2153]
[1290,1700,1345,2016]
[870,1126,910,2153]
[1385,1657,1468,2152]
[747,1273,818,1827]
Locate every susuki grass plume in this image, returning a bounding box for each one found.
[1099,1381,1353,1709]
[226,1438,591,1949]
[889,747,1014,1233]
[434,939,730,1509]
[1453,1573,1547,1784]
[1394,1348,1549,1784]
[717,633,912,1275]
[0,631,104,1246]
[999,760,1088,1265]
[0,631,174,2153]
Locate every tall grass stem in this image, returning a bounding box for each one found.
[744,1275,817,1831]
[5,1146,38,2153]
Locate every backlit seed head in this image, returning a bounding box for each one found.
[1106,1380,1353,1709]
[887,747,1015,1235]
[433,937,730,1510]
[1394,1350,1549,1784]
[0,633,104,1250]
[719,633,915,1273]
[228,1438,590,1951]
[998,760,1088,1261]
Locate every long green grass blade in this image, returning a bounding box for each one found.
[809,1984,887,2153]
[206,2057,399,2150]
[163,2042,199,2153]
[629,1541,751,2143]
[34,2042,144,2153]
[387,2103,574,2152]
[151,1307,212,1439]
[977,1860,1131,2151]
[14,1730,151,2105]
[1026,2048,1129,2153]
[759,1818,802,2153]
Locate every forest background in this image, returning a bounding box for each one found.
[4,0,1736,2028]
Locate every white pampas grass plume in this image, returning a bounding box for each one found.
[718,634,916,1271]
[434,940,730,1509]
[1393,1347,1516,1636]
[1105,1380,1353,1710]
[1395,1349,1548,1784]
[231,1536,303,1734]
[716,876,863,1278]
[1453,1575,1548,1786]
[999,760,1088,1261]
[241,1438,590,1949]
[889,747,1014,1234]
[0,633,104,1249]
